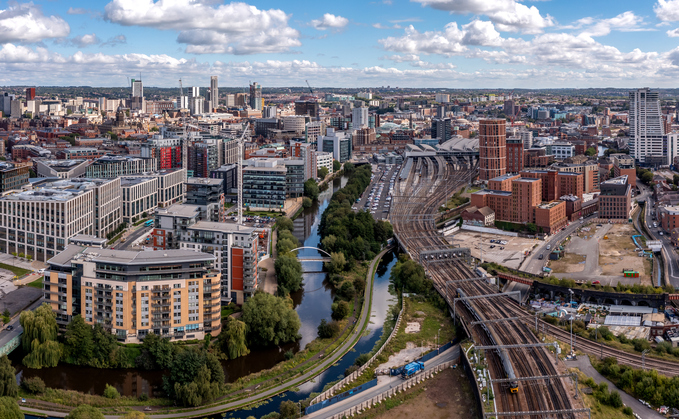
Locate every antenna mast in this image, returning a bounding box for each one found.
[238,122,250,225]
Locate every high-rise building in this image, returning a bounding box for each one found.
[431,118,452,144]
[352,106,369,130]
[26,88,36,101]
[295,100,319,118]
[131,79,143,98]
[249,82,262,110]
[629,88,664,164]
[479,119,507,181]
[210,76,218,108]
[190,86,200,98]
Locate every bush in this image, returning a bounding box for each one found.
[622,406,633,416]
[344,365,359,376]
[103,384,120,399]
[317,319,340,339]
[354,353,370,366]
[337,281,356,301]
[331,301,350,320]
[302,197,312,208]
[66,405,105,419]
[138,393,149,402]
[607,390,623,408]
[22,376,46,394]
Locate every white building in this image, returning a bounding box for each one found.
[35,159,90,179]
[435,93,450,103]
[665,133,679,166]
[552,143,575,160]
[282,116,306,135]
[352,106,369,130]
[210,76,218,108]
[121,177,159,223]
[356,92,373,100]
[520,130,533,149]
[0,178,121,261]
[630,88,664,164]
[316,151,333,177]
[305,121,324,143]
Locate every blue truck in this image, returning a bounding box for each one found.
[401,361,425,378]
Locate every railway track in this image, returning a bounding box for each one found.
[391,156,578,417]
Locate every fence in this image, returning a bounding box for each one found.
[389,340,457,375]
[320,361,456,419]
[305,379,378,415]
[311,294,406,404]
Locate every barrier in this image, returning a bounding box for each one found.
[311,294,406,405]
[305,379,378,415]
[390,339,458,376]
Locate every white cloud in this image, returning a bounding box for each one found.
[655,0,679,22]
[67,7,88,15]
[101,35,127,47]
[380,54,421,62]
[70,33,101,48]
[579,12,649,37]
[411,0,554,34]
[0,3,70,43]
[668,28,679,37]
[310,13,349,30]
[103,0,300,54]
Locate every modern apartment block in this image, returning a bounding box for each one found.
[316,152,333,177]
[629,88,664,164]
[519,170,584,201]
[290,141,317,180]
[121,177,159,223]
[141,136,183,170]
[318,128,352,163]
[0,162,30,192]
[552,161,599,193]
[0,178,121,262]
[44,246,221,342]
[242,159,287,209]
[479,119,506,181]
[210,164,238,196]
[599,175,632,220]
[35,159,90,179]
[179,222,258,304]
[151,204,203,250]
[185,178,224,222]
[506,138,524,173]
[611,154,636,188]
[85,156,158,178]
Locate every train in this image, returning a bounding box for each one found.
[457,288,519,393]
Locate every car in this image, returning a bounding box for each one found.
[37,268,45,274]
[6,325,13,331]
[546,245,551,250]
[592,280,600,285]
[490,245,496,249]
[500,247,505,250]
[538,254,544,260]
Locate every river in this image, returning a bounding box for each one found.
[20,173,400,417]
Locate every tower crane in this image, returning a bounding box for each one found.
[306,80,313,95]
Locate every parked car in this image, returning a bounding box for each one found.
[592,280,600,285]
[538,254,544,260]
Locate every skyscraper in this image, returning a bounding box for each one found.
[249,82,262,110]
[479,119,507,181]
[190,86,200,98]
[352,105,368,130]
[210,76,219,108]
[26,88,35,101]
[131,79,143,98]
[629,88,664,164]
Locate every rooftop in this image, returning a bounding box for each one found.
[157,203,202,217]
[188,221,255,234]
[121,177,156,187]
[92,155,152,164]
[537,201,563,209]
[187,178,223,186]
[475,189,513,196]
[602,175,628,185]
[0,178,113,202]
[49,246,216,266]
[490,173,520,182]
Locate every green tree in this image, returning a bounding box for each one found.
[302,197,312,208]
[326,251,346,274]
[585,147,597,156]
[318,166,329,179]
[135,333,176,370]
[641,171,654,185]
[164,351,223,407]
[0,397,23,419]
[274,254,303,296]
[279,399,299,419]
[337,281,356,301]
[0,356,18,397]
[20,303,60,368]
[242,292,301,347]
[103,384,120,399]
[66,405,105,419]
[276,217,294,232]
[526,223,537,234]
[220,317,249,359]
[122,412,146,419]
[21,376,45,394]
[332,160,341,172]
[390,258,431,294]
[343,162,355,175]
[63,315,93,365]
[331,301,350,320]
[304,178,320,201]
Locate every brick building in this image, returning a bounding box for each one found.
[611,154,636,188]
[599,175,632,220]
[506,138,524,173]
[479,119,506,181]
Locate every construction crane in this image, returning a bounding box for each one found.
[179,78,183,99]
[306,80,313,95]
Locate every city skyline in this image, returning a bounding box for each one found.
[2,0,679,88]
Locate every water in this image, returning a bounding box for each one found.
[12,176,356,395]
[598,145,608,157]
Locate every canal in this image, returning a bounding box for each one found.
[19,172,400,417]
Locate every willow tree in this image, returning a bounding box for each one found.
[0,356,18,397]
[20,303,60,368]
[221,318,249,360]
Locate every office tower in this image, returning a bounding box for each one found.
[131,79,143,98]
[190,86,200,98]
[26,88,36,101]
[263,106,277,118]
[352,106,369,130]
[295,100,319,118]
[249,82,262,110]
[210,76,218,108]
[479,119,507,181]
[629,88,664,164]
[431,118,452,144]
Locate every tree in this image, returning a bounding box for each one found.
[326,252,346,274]
[242,292,301,347]
[331,300,350,320]
[302,197,312,208]
[20,303,60,368]
[122,412,146,419]
[584,147,597,156]
[276,217,294,232]
[0,356,18,398]
[318,166,329,179]
[337,281,356,301]
[220,317,249,360]
[135,333,176,370]
[317,319,339,339]
[304,179,319,201]
[390,258,431,294]
[640,171,654,185]
[274,254,303,296]
[0,397,23,419]
[163,349,224,406]
[21,376,45,394]
[66,405,105,419]
[103,384,120,399]
[526,223,537,234]
[63,315,93,365]
[279,400,299,419]
[332,160,341,172]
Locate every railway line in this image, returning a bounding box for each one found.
[391,156,579,417]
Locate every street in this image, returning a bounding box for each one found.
[520,220,586,275]
[115,226,153,251]
[305,345,460,419]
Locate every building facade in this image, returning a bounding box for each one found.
[479,119,506,181]
[599,175,632,220]
[86,156,157,178]
[629,88,664,164]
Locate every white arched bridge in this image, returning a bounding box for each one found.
[290,247,332,262]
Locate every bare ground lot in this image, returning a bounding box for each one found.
[549,253,586,273]
[448,230,537,269]
[599,223,651,284]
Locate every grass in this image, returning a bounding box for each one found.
[569,369,633,419]
[26,277,44,288]
[0,262,31,277]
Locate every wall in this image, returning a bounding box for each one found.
[461,225,518,237]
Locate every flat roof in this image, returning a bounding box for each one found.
[186,178,223,185]
[514,177,540,183]
[188,221,255,234]
[157,203,202,217]
[121,177,156,186]
[475,189,513,196]
[490,173,519,181]
[0,178,113,202]
[49,246,216,266]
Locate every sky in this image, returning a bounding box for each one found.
[2,0,679,89]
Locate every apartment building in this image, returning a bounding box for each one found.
[316,152,333,177]
[121,177,158,223]
[57,147,105,160]
[520,170,584,201]
[243,159,287,210]
[35,159,89,179]
[599,175,632,220]
[141,136,183,170]
[44,246,221,342]
[552,161,599,193]
[185,178,224,222]
[629,88,664,164]
[0,178,121,262]
[0,162,30,192]
[506,138,524,173]
[210,164,238,196]
[290,141,317,181]
[151,204,203,250]
[86,156,158,178]
[611,154,636,188]
[179,222,258,304]
[478,119,506,181]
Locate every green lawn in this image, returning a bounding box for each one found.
[27,277,44,288]
[0,262,31,277]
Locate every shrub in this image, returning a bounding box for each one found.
[317,319,340,339]
[331,301,350,320]
[137,393,149,401]
[344,365,359,376]
[22,376,46,394]
[103,384,120,399]
[354,353,370,366]
[622,406,633,416]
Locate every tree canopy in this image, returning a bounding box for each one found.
[318,166,329,180]
[304,178,319,201]
[66,405,105,419]
[275,216,294,232]
[219,317,250,360]
[390,256,431,294]
[135,333,176,370]
[332,160,341,172]
[275,254,303,296]
[0,356,18,398]
[162,349,224,407]
[0,397,23,419]
[20,303,60,369]
[242,292,301,347]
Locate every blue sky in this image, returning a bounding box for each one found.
[2,0,679,88]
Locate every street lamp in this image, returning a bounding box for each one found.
[568,289,574,354]
[642,349,649,371]
[437,327,441,354]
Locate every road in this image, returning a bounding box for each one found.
[22,247,393,419]
[520,218,589,275]
[305,345,460,419]
[115,226,152,251]
[0,298,44,350]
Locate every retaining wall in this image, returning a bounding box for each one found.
[461,346,485,418]
[325,361,456,419]
[311,295,406,404]
[460,225,519,237]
